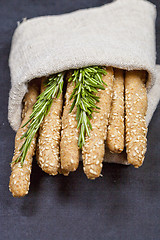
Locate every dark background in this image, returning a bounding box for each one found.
[0,0,160,239]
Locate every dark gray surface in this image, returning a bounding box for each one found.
[0,0,160,240]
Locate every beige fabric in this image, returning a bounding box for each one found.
[146,65,160,125]
[8,0,160,164]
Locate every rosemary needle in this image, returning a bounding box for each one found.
[14,72,65,166]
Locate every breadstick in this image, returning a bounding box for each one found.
[60,73,79,174]
[21,81,39,119]
[82,67,114,179]
[125,70,147,168]
[37,79,63,175]
[107,68,124,153]
[9,80,40,197]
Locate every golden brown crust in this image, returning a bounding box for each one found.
[107,69,125,153]
[125,70,147,168]
[21,79,40,119]
[37,79,63,175]
[58,168,70,176]
[82,67,114,179]
[9,80,40,197]
[60,74,79,174]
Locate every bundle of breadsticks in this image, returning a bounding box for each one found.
[9,67,148,196]
[8,0,160,197]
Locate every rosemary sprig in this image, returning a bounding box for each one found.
[68,66,107,148]
[14,72,65,166]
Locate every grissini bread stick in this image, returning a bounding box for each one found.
[21,80,40,120]
[37,79,63,175]
[9,80,40,197]
[60,73,79,174]
[107,68,124,153]
[82,67,114,179]
[125,70,147,168]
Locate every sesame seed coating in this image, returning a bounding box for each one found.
[21,79,40,119]
[107,69,124,153]
[60,73,79,174]
[125,71,147,168]
[37,79,63,175]
[82,67,114,179]
[9,80,40,197]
